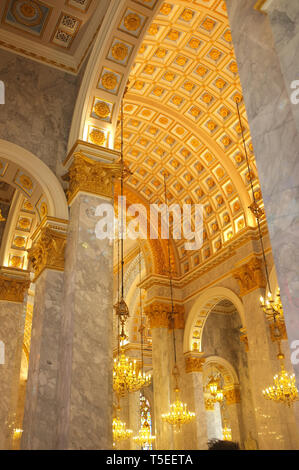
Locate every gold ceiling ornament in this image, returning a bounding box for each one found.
[124,13,141,31]
[0,209,6,222]
[94,101,110,119]
[101,72,118,90]
[112,42,128,61]
[89,129,106,146]
[262,342,298,407]
[162,365,195,430]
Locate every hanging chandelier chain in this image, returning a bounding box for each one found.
[236,101,272,296]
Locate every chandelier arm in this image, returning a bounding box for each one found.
[236,101,272,296]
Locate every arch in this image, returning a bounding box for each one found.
[203,355,239,388]
[0,140,68,220]
[183,286,245,354]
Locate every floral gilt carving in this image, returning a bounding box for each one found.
[28,227,66,279]
[233,256,266,296]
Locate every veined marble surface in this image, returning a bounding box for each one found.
[56,194,113,450]
[226,0,299,395]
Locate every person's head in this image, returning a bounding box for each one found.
[208,439,240,450]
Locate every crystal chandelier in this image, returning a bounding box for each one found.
[260,288,283,320]
[262,343,298,407]
[112,417,133,442]
[162,365,195,430]
[113,90,151,398]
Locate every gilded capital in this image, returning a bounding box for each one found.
[224,387,241,405]
[0,273,30,303]
[233,256,266,296]
[185,353,206,373]
[64,152,121,204]
[144,301,185,329]
[28,226,66,280]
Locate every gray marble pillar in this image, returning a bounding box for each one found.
[226,0,299,389]
[56,193,113,450]
[0,300,26,449]
[21,269,64,449]
[206,402,222,441]
[151,327,174,450]
[242,288,299,449]
[265,0,299,135]
[129,391,141,450]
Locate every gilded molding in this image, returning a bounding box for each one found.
[233,256,266,296]
[28,226,66,280]
[64,152,121,204]
[144,301,185,329]
[205,398,215,411]
[224,387,241,405]
[0,274,30,303]
[185,354,206,373]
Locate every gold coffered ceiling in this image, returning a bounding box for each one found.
[113,0,264,275]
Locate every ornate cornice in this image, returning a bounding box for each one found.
[63,152,121,204]
[144,301,185,330]
[184,352,206,373]
[233,256,266,296]
[0,269,30,303]
[28,225,67,280]
[224,387,241,405]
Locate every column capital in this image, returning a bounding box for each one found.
[144,301,185,329]
[0,267,30,303]
[224,386,241,405]
[63,140,121,205]
[233,255,266,296]
[28,217,68,280]
[184,351,206,373]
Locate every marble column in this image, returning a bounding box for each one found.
[205,402,222,441]
[0,267,30,449]
[145,301,174,450]
[223,388,242,445]
[226,0,299,389]
[183,352,208,450]
[234,256,299,449]
[21,217,67,450]
[56,146,120,449]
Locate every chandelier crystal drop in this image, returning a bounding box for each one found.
[222,422,232,441]
[260,288,283,321]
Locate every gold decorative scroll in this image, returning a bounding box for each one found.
[0,275,30,303]
[28,227,66,280]
[64,152,121,204]
[185,355,206,373]
[144,301,185,329]
[224,387,241,405]
[233,256,266,296]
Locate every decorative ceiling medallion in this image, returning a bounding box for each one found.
[65,0,92,13]
[91,98,114,122]
[107,38,134,66]
[88,126,109,147]
[97,67,122,95]
[3,0,52,37]
[118,8,146,38]
[17,216,32,231]
[13,170,34,196]
[12,235,27,249]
